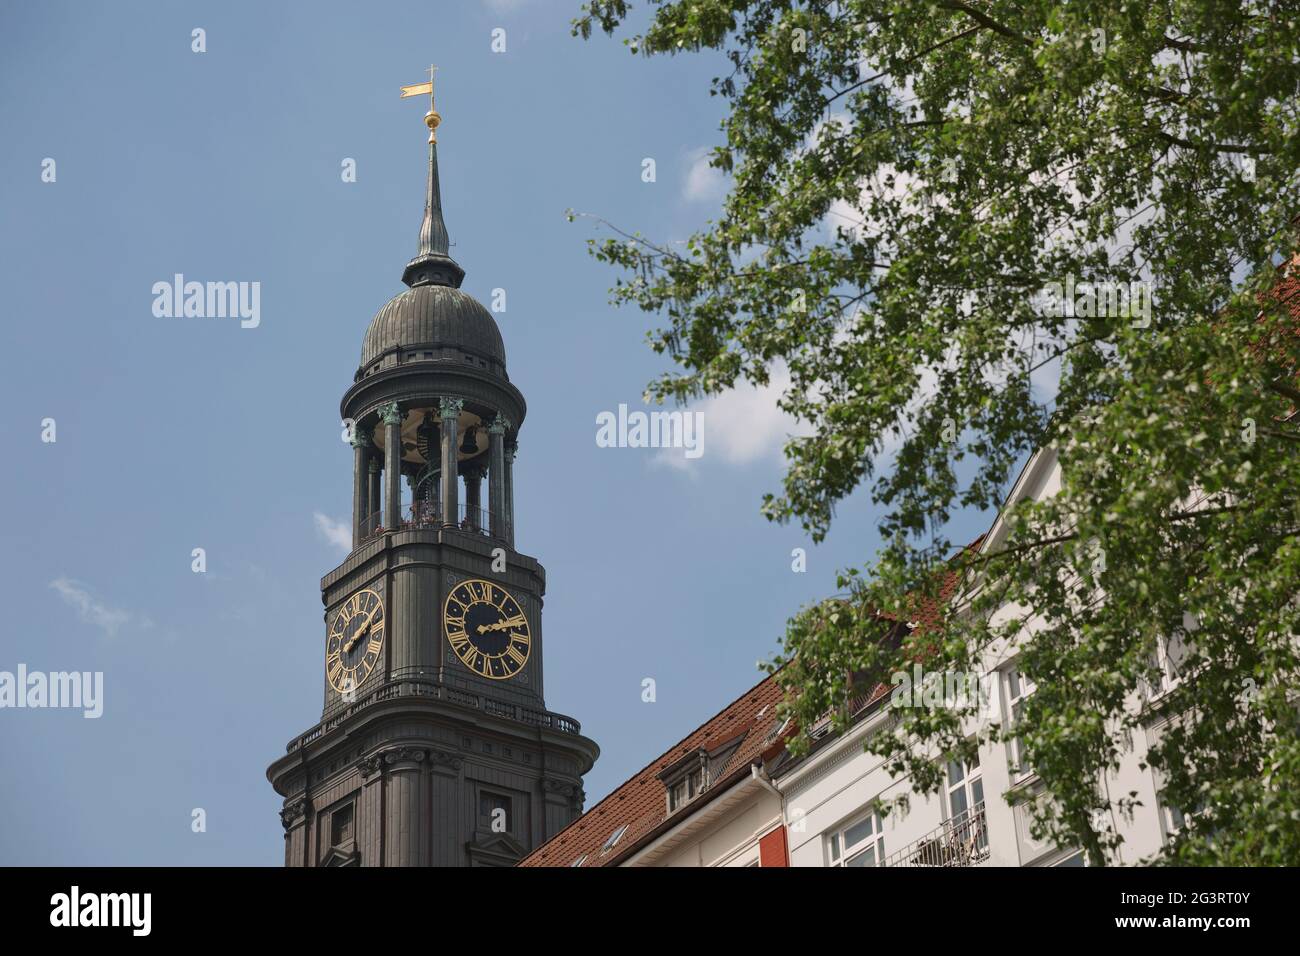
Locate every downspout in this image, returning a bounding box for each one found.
[751,762,782,797]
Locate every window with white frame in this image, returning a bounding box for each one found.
[1162,800,1188,835]
[945,755,988,855]
[667,765,704,812]
[1002,666,1034,781]
[826,810,885,867]
[1158,792,1206,842]
[1147,630,1189,699]
[946,754,984,821]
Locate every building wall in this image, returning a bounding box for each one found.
[624,789,783,867]
[781,691,1174,867]
[780,448,1179,868]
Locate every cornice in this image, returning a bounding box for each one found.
[341,363,526,437]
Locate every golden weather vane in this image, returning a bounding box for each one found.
[399,65,441,143]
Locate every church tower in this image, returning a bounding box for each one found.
[267,78,598,867]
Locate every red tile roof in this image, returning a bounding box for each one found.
[1255,258,1300,417]
[520,672,789,867]
[522,540,983,868]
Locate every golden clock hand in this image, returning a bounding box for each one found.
[344,611,378,652]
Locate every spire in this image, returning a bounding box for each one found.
[418,139,450,258]
[400,68,465,289]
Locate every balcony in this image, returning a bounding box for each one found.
[882,802,989,867]
[358,501,508,545]
[287,669,583,754]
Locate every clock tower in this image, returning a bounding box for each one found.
[267,79,598,867]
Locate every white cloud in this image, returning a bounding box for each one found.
[313,512,352,552]
[656,365,812,471]
[49,577,146,638]
[683,147,728,204]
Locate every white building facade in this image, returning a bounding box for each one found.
[777,445,1187,868]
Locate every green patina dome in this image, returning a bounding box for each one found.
[360,284,506,376]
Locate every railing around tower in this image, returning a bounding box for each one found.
[357,502,508,546]
[287,670,583,754]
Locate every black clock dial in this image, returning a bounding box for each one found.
[326,588,385,693]
[444,579,530,680]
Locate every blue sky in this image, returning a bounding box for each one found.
[0,0,993,865]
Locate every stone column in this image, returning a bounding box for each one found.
[462,459,486,531]
[487,416,507,540]
[351,427,370,549]
[381,402,403,530]
[403,465,421,525]
[428,465,442,521]
[439,397,463,528]
[373,747,431,868]
[367,456,381,525]
[504,439,517,547]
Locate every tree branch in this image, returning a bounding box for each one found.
[939,1,1028,44]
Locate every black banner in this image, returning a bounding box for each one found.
[1,865,1288,941]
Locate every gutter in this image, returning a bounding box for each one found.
[615,762,775,866]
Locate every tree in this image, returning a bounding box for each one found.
[573,0,1300,864]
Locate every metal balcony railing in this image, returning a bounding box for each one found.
[288,671,582,753]
[883,802,989,867]
[357,502,508,545]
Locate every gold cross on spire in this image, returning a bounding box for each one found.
[400,65,441,143]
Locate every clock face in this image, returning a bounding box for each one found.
[444,579,531,681]
[326,588,385,694]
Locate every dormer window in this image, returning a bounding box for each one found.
[668,766,703,812]
[659,746,717,815]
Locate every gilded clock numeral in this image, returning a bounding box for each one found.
[367,637,383,655]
